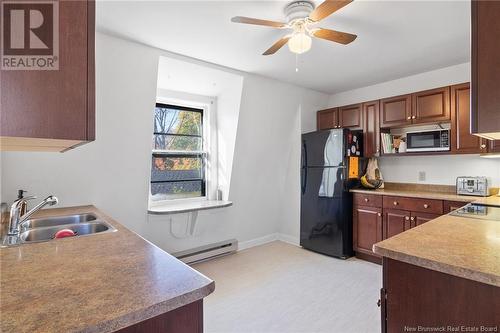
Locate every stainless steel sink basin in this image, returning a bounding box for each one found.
[21,213,97,230]
[19,221,115,243]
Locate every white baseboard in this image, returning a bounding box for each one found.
[238,233,300,251]
[276,233,300,246]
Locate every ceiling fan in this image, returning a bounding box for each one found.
[231,0,357,55]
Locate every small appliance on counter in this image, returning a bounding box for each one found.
[456,176,489,197]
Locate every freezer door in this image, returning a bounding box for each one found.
[300,167,352,258]
[302,129,345,168]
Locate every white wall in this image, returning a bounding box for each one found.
[0,32,329,251]
[327,63,471,106]
[325,62,500,187]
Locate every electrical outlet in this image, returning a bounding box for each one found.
[418,171,426,181]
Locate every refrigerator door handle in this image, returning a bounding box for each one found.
[302,140,308,169]
[301,141,307,195]
[301,167,307,195]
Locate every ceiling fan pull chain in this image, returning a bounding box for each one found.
[295,53,299,72]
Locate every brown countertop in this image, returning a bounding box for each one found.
[350,187,475,202]
[0,205,215,333]
[374,210,500,287]
[472,195,500,207]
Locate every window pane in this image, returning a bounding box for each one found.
[154,106,202,136]
[153,134,202,151]
[151,181,202,201]
[151,156,202,182]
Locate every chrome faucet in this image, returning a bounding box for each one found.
[4,195,58,245]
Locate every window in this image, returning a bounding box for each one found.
[150,103,206,202]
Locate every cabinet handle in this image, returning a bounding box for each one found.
[411,217,415,221]
[407,116,411,120]
[393,201,398,206]
[405,216,410,220]
[377,213,382,217]
[423,204,429,209]
[480,144,486,149]
[364,198,369,202]
[412,115,416,119]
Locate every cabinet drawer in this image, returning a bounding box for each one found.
[383,196,443,214]
[354,193,382,207]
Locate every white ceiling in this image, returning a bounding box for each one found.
[96,0,470,94]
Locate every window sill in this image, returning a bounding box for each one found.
[148,200,232,215]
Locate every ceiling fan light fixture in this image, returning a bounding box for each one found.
[288,32,312,54]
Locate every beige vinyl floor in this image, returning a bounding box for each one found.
[193,241,382,333]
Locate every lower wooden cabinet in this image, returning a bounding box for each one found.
[412,212,441,227]
[116,300,203,333]
[381,258,500,333]
[352,194,469,263]
[383,209,411,239]
[353,206,383,256]
[443,200,468,213]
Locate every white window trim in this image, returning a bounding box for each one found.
[148,94,220,211]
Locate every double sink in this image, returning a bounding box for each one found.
[17,213,115,244]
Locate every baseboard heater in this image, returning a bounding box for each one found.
[172,239,238,265]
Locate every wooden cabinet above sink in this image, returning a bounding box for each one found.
[0,0,95,152]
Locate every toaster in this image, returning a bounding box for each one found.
[456,176,489,197]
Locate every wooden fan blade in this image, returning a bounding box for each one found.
[263,36,291,55]
[309,0,352,22]
[312,28,357,45]
[231,16,286,28]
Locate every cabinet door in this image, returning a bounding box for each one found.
[444,200,468,213]
[0,0,95,149]
[471,1,500,138]
[451,83,487,154]
[362,100,380,157]
[380,94,412,128]
[412,86,450,124]
[353,206,383,255]
[411,212,440,227]
[488,140,500,153]
[383,209,411,239]
[317,108,338,130]
[339,104,362,129]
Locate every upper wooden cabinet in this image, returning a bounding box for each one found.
[471,0,500,140]
[0,0,95,152]
[317,105,362,130]
[412,86,450,124]
[362,100,380,157]
[451,83,487,154]
[339,104,362,129]
[317,108,339,130]
[379,94,412,128]
[380,88,450,128]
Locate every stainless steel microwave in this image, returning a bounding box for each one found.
[406,129,450,152]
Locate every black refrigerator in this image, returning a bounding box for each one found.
[300,129,362,259]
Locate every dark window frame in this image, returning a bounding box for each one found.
[151,103,207,200]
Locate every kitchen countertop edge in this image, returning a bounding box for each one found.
[0,205,216,333]
[373,244,500,287]
[84,281,215,333]
[350,188,474,202]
